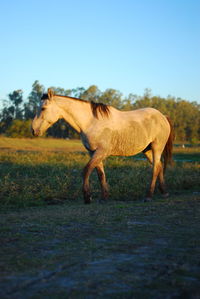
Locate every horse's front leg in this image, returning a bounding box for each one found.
[83,150,106,204]
[96,162,109,202]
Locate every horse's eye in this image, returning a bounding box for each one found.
[41,108,45,111]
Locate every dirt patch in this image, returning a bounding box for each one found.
[1,197,200,298]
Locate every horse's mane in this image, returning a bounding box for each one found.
[90,101,110,119]
[41,93,110,119]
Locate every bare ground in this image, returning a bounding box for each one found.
[1,194,200,299]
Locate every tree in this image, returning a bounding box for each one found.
[0,90,23,134]
[71,87,86,98]
[8,90,23,119]
[99,88,123,108]
[0,106,14,134]
[122,93,138,110]
[81,85,101,102]
[6,119,33,138]
[49,87,72,96]
[24,80,45,119]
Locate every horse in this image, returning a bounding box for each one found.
[32,88,174,204]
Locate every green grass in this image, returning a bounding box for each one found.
[0,137,200,298]
[0,152,199,207]
[0,138,199,207]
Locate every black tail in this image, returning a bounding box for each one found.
[163,116,174,172]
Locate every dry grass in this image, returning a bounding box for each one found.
[0,136,85,152]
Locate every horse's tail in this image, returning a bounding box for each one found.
[163,116,174,172]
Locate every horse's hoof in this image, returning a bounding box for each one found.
[84,196,92,204]
[84,200,91,205]
[143,197,152,202]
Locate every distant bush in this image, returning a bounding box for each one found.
[6,119,33,138]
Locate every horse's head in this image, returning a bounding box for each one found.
[32,89,61,136]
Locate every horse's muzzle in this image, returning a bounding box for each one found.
[32,128,40,136]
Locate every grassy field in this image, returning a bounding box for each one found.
[0,137,200,298]
[0,136,86,152]
[0,137,199,207]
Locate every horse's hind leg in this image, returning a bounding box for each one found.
[96,162,109,201]
[143,149,166,194]
[143,148,167,200]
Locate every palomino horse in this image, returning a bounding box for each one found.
[32,89,174,203]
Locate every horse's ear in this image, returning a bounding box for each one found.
[48,88,54,99]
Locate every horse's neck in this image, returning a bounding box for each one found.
[55,96,93,133]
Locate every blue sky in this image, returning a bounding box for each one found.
[0,0,200,103]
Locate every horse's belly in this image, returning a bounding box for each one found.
[110,142,147,156]
[83,122,151,156]
[110,128,149,156]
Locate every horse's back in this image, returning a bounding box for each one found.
[119,107,167,123]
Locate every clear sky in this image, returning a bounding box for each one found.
[0,0,200,103]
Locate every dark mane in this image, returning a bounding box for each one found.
[41,93,48,100]
[90,101,110,119]
[41,93,88,103]
[41,93,110,118]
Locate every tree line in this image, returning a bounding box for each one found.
[0,80,199,142]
